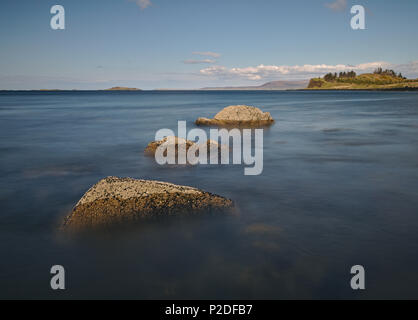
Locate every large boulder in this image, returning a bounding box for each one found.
[196,105,275,127]
[62,177,234,230]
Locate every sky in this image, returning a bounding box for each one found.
[0,0,417,89]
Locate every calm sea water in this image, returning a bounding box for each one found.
[0,90,417,299]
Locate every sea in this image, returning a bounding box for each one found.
[0,90,417,299]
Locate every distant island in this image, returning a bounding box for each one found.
[105,87,142,91]
[201,80,309,91]
[3,72,418,91]
[307,68,418,90]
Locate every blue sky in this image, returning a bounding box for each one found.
[0,0,417,89]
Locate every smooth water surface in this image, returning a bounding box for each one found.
[0,90,417,299]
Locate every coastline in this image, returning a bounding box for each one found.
[2,88,418,92]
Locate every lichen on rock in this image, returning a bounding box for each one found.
[144,136,195,157]
[62,177,234,230]
[196,105,275,127]
[144,136,228,161]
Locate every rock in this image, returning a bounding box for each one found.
[62,177,234,230]
[200,139,229,153]
[196,105,275,127]
[144,136,228,159]
[214,105,273,122]
[144,136,195,157]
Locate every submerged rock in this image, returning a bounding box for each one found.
[144,136,228,159]
[62,177,234,230]
[196,105,275,127]
[144,136,195,157]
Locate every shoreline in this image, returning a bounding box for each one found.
[0,87,418,94]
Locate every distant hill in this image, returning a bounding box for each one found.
[307,69,418,90]
[105,87,142,91]
[202,80,309,91]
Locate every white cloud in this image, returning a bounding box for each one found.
[132,0,152,10]
[192,51,221,58]
[325,0,347,12]
[199,62,393,81]
[393,60,418,75]
[183,59,216,65]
